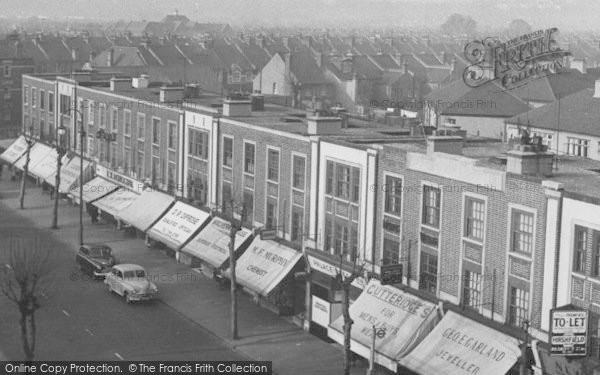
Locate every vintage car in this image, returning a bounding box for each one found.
[104,264,157,303]
[75,243,116,278]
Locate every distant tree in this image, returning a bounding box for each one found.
[507,19,532,37]
[440,14,477,36]
[0,235,53,361]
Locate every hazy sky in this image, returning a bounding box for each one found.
[0,0,598,31]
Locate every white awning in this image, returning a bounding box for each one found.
[223,237,303,296]
[181,217,253,268]
[0,136,29,165]
[29,148,61,180]
[146,201,211,250]
[44,156,93,194]
[399,311,520,375]
[13,142,53,172]
[116,189,175,232]
[92,188,139,218]
[328,279,440,372]
[70,176,118,204]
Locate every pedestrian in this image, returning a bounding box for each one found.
[88,204,98,224]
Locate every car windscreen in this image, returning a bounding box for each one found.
[90,247,111,257]
[124,270,145,278]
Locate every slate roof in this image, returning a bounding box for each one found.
[233,39,271,70]
[369,54,400,70]
[92,46,151,67]
[213,40,253,71]
[288,52,328,85]
[426,78,530,117]
[506,88,600,137]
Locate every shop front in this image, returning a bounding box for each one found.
[92,188,139,224]
[13,142,53,175]
[328,279,440,373]
[223,237,304,316]
[180,216,253,274]
[146,201,211,257]
[0,136,30,165]
[306,249,367,338]
[69,176,118,205]
[116,189,175,233]
[535,341,600,375]
[400,310,520,375]
[44,155,93,194]
[28,147,60,181]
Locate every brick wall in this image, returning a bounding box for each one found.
[218,119,312,242]
[376,144,549,329]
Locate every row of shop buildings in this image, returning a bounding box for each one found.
[2,71,600,374]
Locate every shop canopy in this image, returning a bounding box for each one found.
[328,279,440,372]
[44,156,92,194]
[146,201,211,251]
[116,189,175,232]
[70,176,118,204]
[223,237,303,296]
[0,136,30,165]
[92,188,139,218]
[181,217,253,268]
[29,148,61,181]
[13,142,53,172]
[399,310,520,375]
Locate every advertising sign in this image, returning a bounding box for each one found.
[182,217,252,268]
[227,238,303,296]
[328,279,438,371]
[147,201,210,250]
[311,296,331,327]
[550,307,588,356]
[400,311,520,375]
[307,255,366,290]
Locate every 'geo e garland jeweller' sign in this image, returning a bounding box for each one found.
[463,28,571,89]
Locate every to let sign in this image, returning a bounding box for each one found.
[550,308,588,356]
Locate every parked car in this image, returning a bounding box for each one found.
[105,264,157,303]
[76,243,116,278]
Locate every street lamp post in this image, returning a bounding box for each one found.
[51,124,67,229]
[19,125,34,210]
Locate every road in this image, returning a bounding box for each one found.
[0,181,246,361]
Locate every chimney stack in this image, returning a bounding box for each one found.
[110,77,132,91]
[506,142,554,177]
[594,79,600,98]
[107,48,114,67]
[426,135,464,156]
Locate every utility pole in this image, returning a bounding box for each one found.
[51,125,67,229]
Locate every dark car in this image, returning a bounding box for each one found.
[76,243,116,278]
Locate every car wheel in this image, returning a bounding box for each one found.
[124,292,132,304]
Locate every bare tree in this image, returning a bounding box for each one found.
[335,252,365,375]
[18,137,34,210]
[224,193,249,340]
[0,235,53,361]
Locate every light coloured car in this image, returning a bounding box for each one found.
[104,264,157,303]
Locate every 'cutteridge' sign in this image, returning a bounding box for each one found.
[463,28,570,89]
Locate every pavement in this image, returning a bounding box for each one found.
[0,172,370,374]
